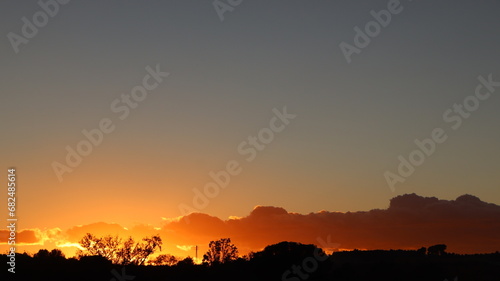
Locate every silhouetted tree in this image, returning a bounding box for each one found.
[2,242,500,281]
[252,241,326,261]
[427,244,447,256]
[117,235,162,265]
[77,233,162,265]
[33,249,50,259]
[417,247,427,255]
[48,249,65,258]
[177,256,195,267]
[33,249,66,263]
[203,238,238,266]
[78,255,112,266]
[149,254,178,266]
[76,233,120,261]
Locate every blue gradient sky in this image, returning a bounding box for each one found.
[1,0,499,231]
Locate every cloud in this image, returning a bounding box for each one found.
[160,194,500,254]
[0,228,62,245]
[1,194,498,256]
[65,222,129,241]
[56,243,85,250]
[176,245,194,251]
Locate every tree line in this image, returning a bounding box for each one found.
[2,234,498,281]
[14,233,452,266]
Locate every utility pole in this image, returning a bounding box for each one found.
[195,245,198,262]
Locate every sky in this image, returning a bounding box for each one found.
[1,0,499,259]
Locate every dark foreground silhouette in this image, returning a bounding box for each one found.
[2,241,499,281]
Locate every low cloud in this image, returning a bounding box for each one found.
[162,194,500,254]
[176,245,194,251]
[1,194,499,256]
[0,228,62,245]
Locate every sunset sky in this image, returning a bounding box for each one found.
[1,1,499,260]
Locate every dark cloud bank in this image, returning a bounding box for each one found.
[5,194,498,255]
[166,193,500,254]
